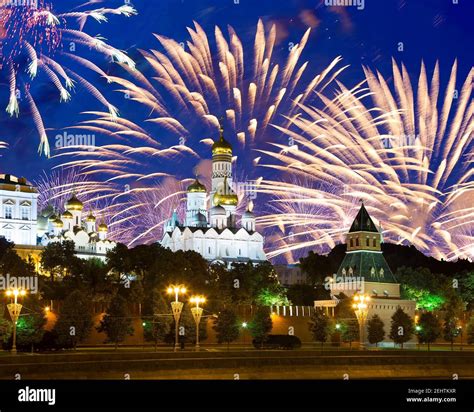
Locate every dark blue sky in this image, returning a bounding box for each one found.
[1,0,473,181]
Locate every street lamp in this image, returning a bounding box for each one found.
[352,293,370,350]
[167,285,187,352]
[6,288,27,355]
[189,295,206,352]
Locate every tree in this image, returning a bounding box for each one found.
[340,319,359,349]
[389,307,414,349]
[0,311,12,346]
[96,293,134,349]
[142,288,172,350]
[443,309,459,351]
[249,307,272,347]
[417,312,441,350]
[367,314,385,347]
[14,294,47,352]
[54,290,93,350]
[41,240,78,281]
[467,317,474,345]
[213,309,240,350]
[308,309,331,349]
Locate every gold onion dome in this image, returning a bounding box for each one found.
[62,210,73,219]
[98,222,108,232]
[187,179,206,193]
[53,218,64,228]
[213,192,238,207]
[48,213,58,222]
[86,212,96,222]
[65,194,84,211]
[212,129,232,155]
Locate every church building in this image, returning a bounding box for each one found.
[160,127,267,266]
[39,194,116,261]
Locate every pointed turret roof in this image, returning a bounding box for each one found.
[349,202,378,233]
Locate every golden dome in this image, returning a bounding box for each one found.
[53,218,64,228]
[212,128,232,155]
[86,212,96,222]
[62,211,73,219]
[48,213,58,222]
[213,192,238,207]
[65,194,84,211]
[187,179,206,193]
[98,222,108,232]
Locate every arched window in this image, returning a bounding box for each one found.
[355,238,359,246]
[366,238,369,247]
[350,239,353,248]
[373,238,377,247]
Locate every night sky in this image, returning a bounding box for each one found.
[1,0,473,182]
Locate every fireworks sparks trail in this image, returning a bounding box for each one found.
[57,19,345,244]
[34,167,128,241]
[258,60,473,262]
[0,1,136,157]
[106,18,344,149]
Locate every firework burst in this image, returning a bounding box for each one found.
[258,60,473,262]
[0,0,136,156]
[58,20,345,243]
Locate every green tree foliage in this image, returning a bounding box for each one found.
[308,309,331,348]
[40,240,78,281]
[54,290,93,349]
[340,319,359,349]
[299,250,339,288]
[459,271,474,311]
[96,293,134,349]
[286,284,318,306]
[443,309,459,351]
[367,314,385,347]
[14,294,47,352]
[0,310,12,345]
[0,243,36,278]
[389,307,414,348]
[249,307,272,347]
[142,288,172,350]
[417,312,441,350]
[467,317,474,345]
[213,308,240,349]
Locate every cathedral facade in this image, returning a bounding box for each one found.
[161,129,266,266]
[38,194,116,261]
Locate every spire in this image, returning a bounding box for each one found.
[348,201,378,233]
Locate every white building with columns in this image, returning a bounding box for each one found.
[0,174,38,246]
[161,127,266,266]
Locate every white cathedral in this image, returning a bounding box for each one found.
[38,194,116,261]
[161,128,267,266]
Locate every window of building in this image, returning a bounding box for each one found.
[350,239,353,247]
[355,238,359,246]
[4,205,13,219]
[21,206,29,220]
[373,238,377,247]
[366,238,369,246]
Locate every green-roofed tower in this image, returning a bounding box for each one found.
[337,202,398,284]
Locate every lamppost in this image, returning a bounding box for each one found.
[167,285,187,352]
[458,326,463,351]
[6,288,27,355]
[352,293,370,350]
[189,295,206,352]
